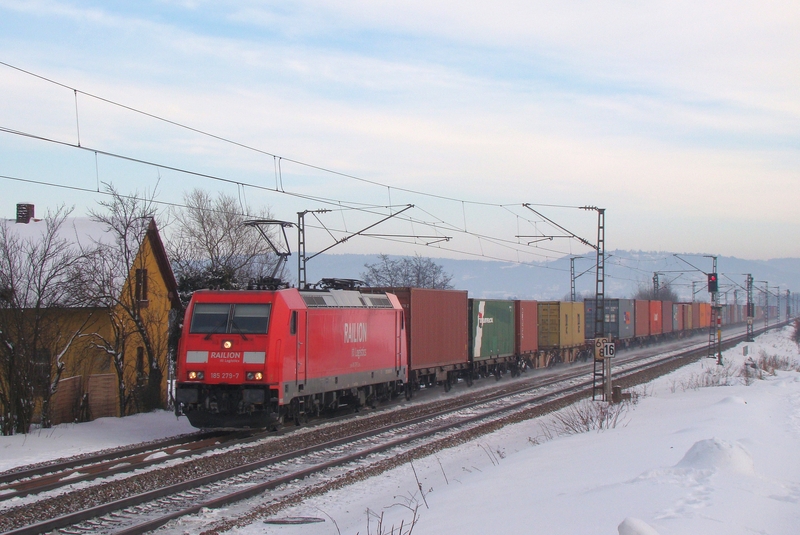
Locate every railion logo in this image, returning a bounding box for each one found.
[344,323,367,343]
[210,352,242,360]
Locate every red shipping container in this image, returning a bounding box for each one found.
[515,300,539,355]
[661,301,673,334]
[649,300,663,335]
[363,287,468,371]
[700,303,711,328]
[635,300,650,337]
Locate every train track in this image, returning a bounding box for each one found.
[0,430,273,504]
[0,321,785,535]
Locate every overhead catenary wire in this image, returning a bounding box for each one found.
[0,60,584,211]
[0,61,611,270]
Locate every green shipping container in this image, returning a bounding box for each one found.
[469,299,515,361]
[538,301,585,349]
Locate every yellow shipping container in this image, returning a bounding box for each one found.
[538,301,585,349]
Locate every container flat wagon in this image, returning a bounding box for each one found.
[584,298,635,347]
[363,287,469,391]
[661,301,674,335]
[469,299,516,378]
[538,301,586,365]
[515,300,540,370]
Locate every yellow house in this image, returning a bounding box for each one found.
[2,205,179,426]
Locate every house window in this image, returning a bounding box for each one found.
[136,346,145,385]
[135,269,149,302]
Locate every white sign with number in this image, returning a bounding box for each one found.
[603,342,615,358]
[594,338,607,361]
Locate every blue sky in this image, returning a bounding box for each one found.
[1,0,798,262]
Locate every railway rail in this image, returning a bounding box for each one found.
[0,431,270,503]
[0,321,784,535]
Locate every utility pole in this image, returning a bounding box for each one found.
[570,256,584,302]
[653,272,660,299]
[787,290,791,320]
[521,204,607,399]
[585,207,608,401]
[705,256,721,365]
[746,274,754,342]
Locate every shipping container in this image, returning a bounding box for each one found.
[672,303,684,332]
[584,298,635,340]
[538,301,585,349]
[685,303,694,330]
[362,287,468,373]
[649,300,663,336]
[699,303,711,328]
[515,300,539,356]
[692,302,701,330]
[634,300,650,337]
[661,301,673,334]
[469,299,515,361]
[721,304,731,325]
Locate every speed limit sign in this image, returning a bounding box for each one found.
[604,341,616,358]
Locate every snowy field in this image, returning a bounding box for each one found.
[2,326,799,535]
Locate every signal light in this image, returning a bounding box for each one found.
[707,273,718,293]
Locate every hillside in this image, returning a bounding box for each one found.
[295,251,800,301]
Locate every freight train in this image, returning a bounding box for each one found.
[175,285,768,429]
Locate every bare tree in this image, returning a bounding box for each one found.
[0,206,85,433]
[167,189,281,304]
[361,254,454,289]
[633,282,681,302]
[81,184,171,413]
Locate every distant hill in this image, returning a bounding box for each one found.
[291,251,800,303]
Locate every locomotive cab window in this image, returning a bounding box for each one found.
[190,304,230,334]
[231,304,270,334]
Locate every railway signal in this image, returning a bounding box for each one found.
[707,273,718,293]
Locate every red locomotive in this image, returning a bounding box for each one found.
[175,287,408,428]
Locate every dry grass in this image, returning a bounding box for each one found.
[544,399,629,436]
[670,360,737,392]
[740,349,800,384]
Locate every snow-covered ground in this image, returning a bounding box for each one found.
[0,410,196,473]
[2,326,799,535]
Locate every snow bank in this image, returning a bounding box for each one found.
[675,438,754,475]
[618,517,660,535]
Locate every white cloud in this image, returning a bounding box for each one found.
[0,0,797,259]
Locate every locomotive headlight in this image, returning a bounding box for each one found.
[254,372,263,381]
[188,371,204,380]
[246,372,264,381]
[222,340,233,349]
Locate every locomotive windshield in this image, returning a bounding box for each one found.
[190,303,271,334]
